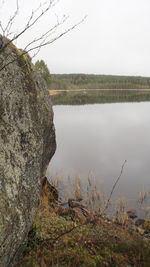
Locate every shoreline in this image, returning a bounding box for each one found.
[49,88,150,96]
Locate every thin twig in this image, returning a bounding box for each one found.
[103,160,127,213]
[0,0,54,51]
[4,0,19,37]
[40,221,87,247]
[24,15,68,51]
[0,16,87,72]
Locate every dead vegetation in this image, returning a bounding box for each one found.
[16,176,150,267]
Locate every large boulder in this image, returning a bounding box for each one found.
[0,36,56,266]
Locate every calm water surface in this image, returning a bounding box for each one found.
[47,101,150,216]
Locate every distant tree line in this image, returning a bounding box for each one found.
[34,60,150,90]
[49,73,150,90]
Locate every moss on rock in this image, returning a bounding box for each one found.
[0,35,56,267]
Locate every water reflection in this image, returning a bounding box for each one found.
[52,90,150,105]
[47,101,150,217]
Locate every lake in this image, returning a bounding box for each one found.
[47,92,150,218]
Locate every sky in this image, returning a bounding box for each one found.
[1,0,150,76]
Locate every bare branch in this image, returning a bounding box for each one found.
[5,0,55,48]
[4,0,19,37]
[0,15,87,72]
[24,15,68,51]
[0,0,87,78]
[24,15,87,54]
[103,160,127,213]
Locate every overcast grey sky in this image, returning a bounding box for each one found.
[1,0,150,76]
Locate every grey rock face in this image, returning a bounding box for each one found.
[0,37,56,266]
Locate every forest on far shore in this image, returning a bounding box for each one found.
[50,73,150,90]
[34,60,150,90]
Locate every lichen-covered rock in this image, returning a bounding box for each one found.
[0,36,56,266]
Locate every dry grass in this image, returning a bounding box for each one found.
[52,172,106,214]
[18,201,150,267]
[138,187,149,204]
[15,176,150,267]
[115,198,129,226]
[49,172,150,221]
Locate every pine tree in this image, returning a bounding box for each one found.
[34,60,51,88]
